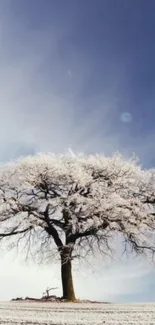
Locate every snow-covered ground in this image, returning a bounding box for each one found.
[0,301,154,324]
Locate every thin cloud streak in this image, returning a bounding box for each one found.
[75,261,153,302]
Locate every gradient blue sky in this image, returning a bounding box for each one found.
[0,0,155,303]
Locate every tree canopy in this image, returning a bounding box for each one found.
[0,152,155,300]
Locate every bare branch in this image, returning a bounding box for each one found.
[0,226,33,238]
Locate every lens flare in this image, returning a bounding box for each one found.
[120,112,132,123]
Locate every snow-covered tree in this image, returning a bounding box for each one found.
[0,152,155,301]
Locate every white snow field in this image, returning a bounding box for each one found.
[0,301,154,325]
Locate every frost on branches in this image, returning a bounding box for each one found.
[0,152,155,300]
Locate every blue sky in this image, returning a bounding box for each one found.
[0,0,155,302]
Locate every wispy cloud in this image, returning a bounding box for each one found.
[74,257,153,302]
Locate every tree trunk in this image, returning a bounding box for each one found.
[61,249,76,301]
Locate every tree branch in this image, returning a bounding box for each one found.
[43,204,63,249]
[0,226,33,238]
[68,220,109,243]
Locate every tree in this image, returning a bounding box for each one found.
[0,152,155,301]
